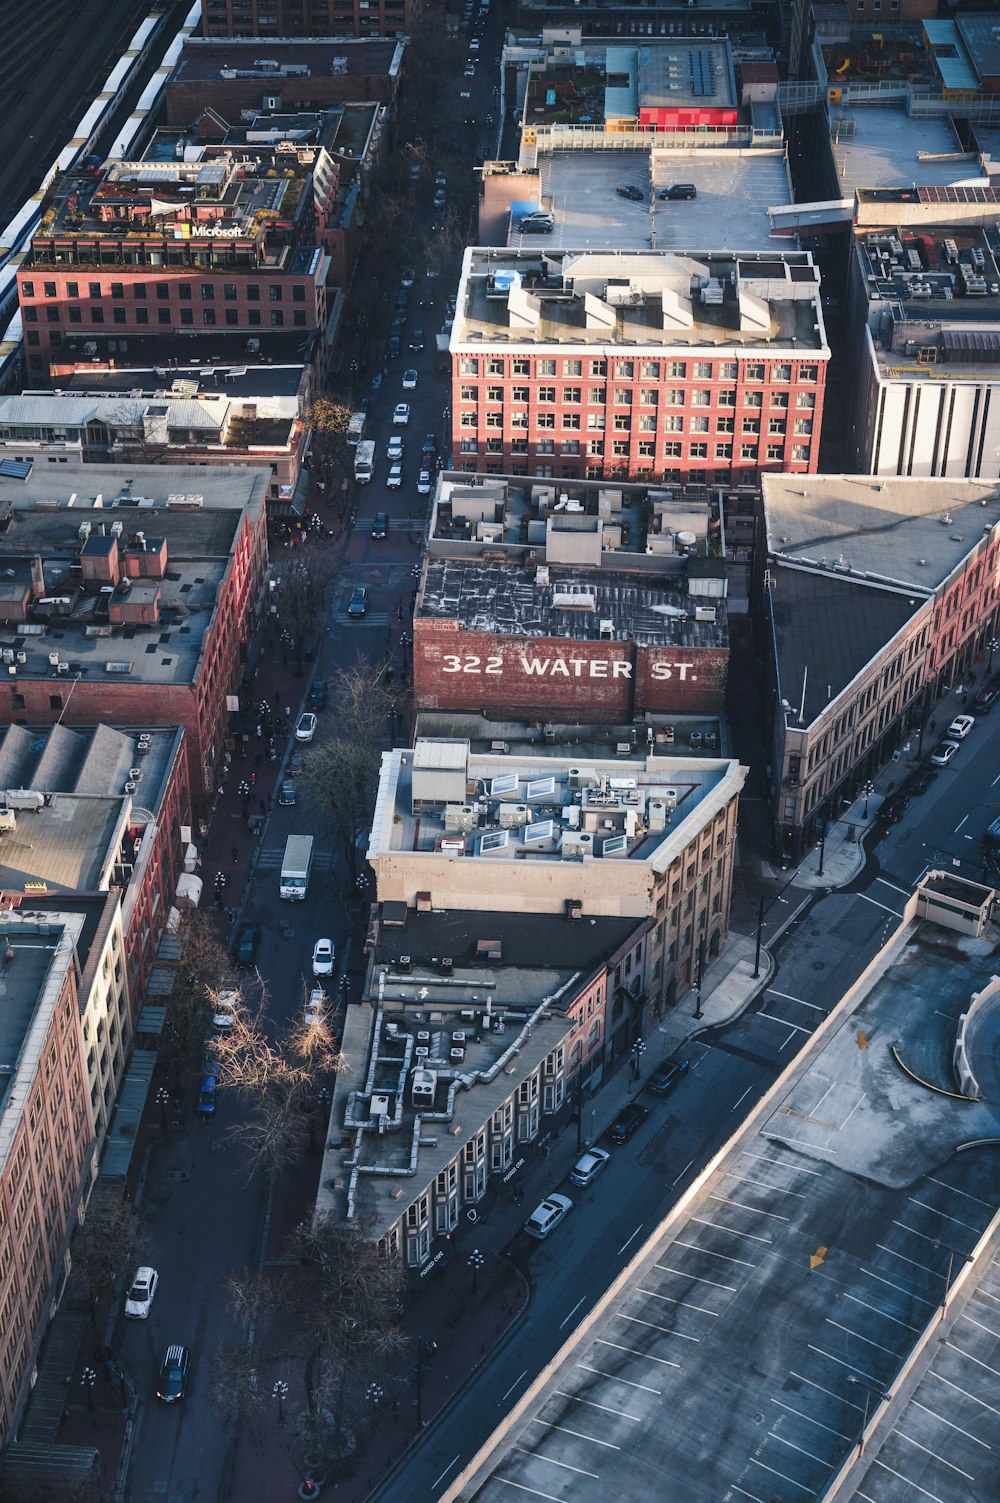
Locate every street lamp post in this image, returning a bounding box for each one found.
[846,1374,890,1457]
[272,1378,288,1425]
[933,1238,972,1322]
[693,936,706,1020]
[468,1248,485,1293]
[155,1087,170,1129]
[80,1366,96,1412]
[629,1038,646,1079]
[861,779,875,819]
[989,635,999,674]
[817,820,827,877]
[752,895,765,980]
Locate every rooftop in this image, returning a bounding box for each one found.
[524,148,790,254]
[414,710,730,759]
[831,105,990,197]
[56,331,312,397]
[0,390,298,452]
[0,915,82,1145]
[418,556,727,648]
[520,40,737,121]
[169,35,402,84]
[368,738,743,871]
[0,462,266,686]
[0,721,179,831]
[455,247,825,352]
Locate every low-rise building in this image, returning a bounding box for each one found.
[449,247,828,486]
[196,3,415,44]
[0,461,268,804]
[759,474,1000,860]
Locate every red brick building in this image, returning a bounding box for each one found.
[168,37,404,121]
[450,248,829,487]
[200,0,416,39]
[0,463,269,806]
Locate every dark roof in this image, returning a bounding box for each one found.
[173,37,399,82]
[768,561,921,726]
[373,907,646,976]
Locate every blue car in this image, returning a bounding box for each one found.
[196,1075,217,1119]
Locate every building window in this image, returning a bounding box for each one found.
[665,389,685,405]
[793,418,813,435]
[485,411,503,428]
[537,386,556,403]
[486,386,503,402]
[247,284,260,300]
[537,438,556,454]
[460,385,477,402]
[20,281,33,297]
[513,358,530,375]
[225,309,238,326]
[537,412,555,429]
[512,386,529,402]
[797,391,816,409]
[691,389,712,406]
[589,387,606,404]
[612,439,629,456]
[715,443,732,459]
[717,390,736,407]
[613,359,634,379]
[766,444,783,460]
[563,387,581,403]
[638,440,654,457]
[91,308,104,323]
[742,417,760,434]
[768,418,786,435]
[460,412,477,427]
[664,441,682,457]
[180,308,193,325]
[587,413,605,430]
[640,360,660,378]
[203,309,216,325]
[158,309,171,325]
[271,310,284,326]
[66,281,78,298]
[745,362,764,381]
[590,359,606,376]
[716,415,734,433]
[156,283,169,300]
[638,388,657,406]
[537,359,556,376]
[612,414,631,431]
[248,309,261,325]
[201,283,215,300]
[487,358,504,375]
[292,285,305,302]
[667,360,686,378]
[179,284,192,300]
[692,361,713,379]
[799,365,818,382]
[690,415,709,433]
[562,440,580,455]
[690,442,708,459]
[224,283,237,300]
[614,389,632,406]
[664,414,683,432]
[792,444,810,461]
[113,308,126,324]
[269,284,282,301]
[110,282,124,299]
[460,357,479,374]
[638,414,656,432]
[772,363,792,382]
[563,359,582,376]
[740,443,756,460]
[770,391,789,409]
[562,412,581,430]
[136,307,148,324]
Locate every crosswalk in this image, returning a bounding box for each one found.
[335,610,389,627]
[257,847,335,871]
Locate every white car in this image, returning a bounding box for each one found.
[464,63,476,76]
[433,188,446,208]
[569,1147,610,1188]
[524,1192,573,1240]
[403,369,418,390]
[386,435,404,461]
[304,987,327,1028]
[295,711,317,742]
[948,713,975,740]
[387,462,403,489]
[393,403,410,425]
[312,938,335,976]
[400,266,415,287]
[417,468,432,495]
[125,1266,159,1319]
[930,739,960,767]
[212,987,240,1032]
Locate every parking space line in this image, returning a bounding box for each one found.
[771,1399,852,1442]
[731,1086,754,1113]
[618,1224,644,1255]
[555,1391,640,1421]
[709,1195,791,1222]
[928,1368,1000,1420]
[725,1170,807,1198]
[791,1371,863,1410]
[654,1264,737,1292]
[944,1342,1000,1381]
[637,1287,719,1316]
[767,1134,838,1154]
[530,1418,621,1451]
[768,988,822,1010]
[746,1151,823,1177]
[926,1176,993,1208]
[674,1238,758,1268]
[748,1456,815,1493]
[807,1345,881,1383]
[758,1012,811,1033]
[910,1398,992,1449]
[616,1312,701,1342]
[576,1363,662,1393]
[908,1197,981,1234]
[494,1478,566,1501]
[593,1338,681,1369]
[839,1094,868,1130]
[876,1242,933,1274]
[872,1457,948,1502]
[843,1292,921,1333]
[826,1318,902,1359]
[513,1448,599,1480]
[960,1312,1000,1341]
[730,1486,771,1503]
[770,1430,835,1467]
[780,1029,798,1051]
[895,1427,976,1479]
[857,892,904,917]
[691,1216,773,1246]
[862,1267,936,1306]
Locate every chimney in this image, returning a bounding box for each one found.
[30,556,45,597]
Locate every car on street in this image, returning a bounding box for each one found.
[417,468,433,494]
[212,987,240,1033]
[312,937,335,976]
[659,182,697,200]
[876,791,909,825]
[125,1266,159,1319]
[295,711,317,742]
[372,510,389,538]
[647,1054,690,1096]
[464,63,476,75]
[304,986,327,1028]
[156,1344,190,1404]
[418,289,435,307]
[370,371,383,390]
[347,585,369,617]
[394,287,409,310]
[569,1147,610,1187]
[235,920,260,967]
[409,330,425,351]
[469,36,480,50]
[948,713,976,739]
[387,462,403,489]
[386,334,401,359]
[930,739,960,767]
[906,767,937,796]
[196,1074,217,1118]
[308,681,327,710]
[435,172,446,188]
[386,435,404,461]
[421,432,438,459]
[433,188,446,208]
[400,266,415,287]
[288,751,304,777]
[426,263,439,279]
[617,184,645,201]
[972,687,999,715]
[524,1192,573,1239]
[607,1101,648,1143]
[393,402,410,425]
[278,778,296,807]
[402,368,418,388]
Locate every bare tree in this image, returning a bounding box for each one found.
[161,912,230,1088]
[422,202,471,282]
[400,7,466,132]
[302,397,352,507]
[275,545,335,677]
[71,1184,143,1334]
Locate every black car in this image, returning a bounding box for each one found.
[876,791,909,825]
[421,433,438,460]
[387,335,401,359]
[647,1055,690,1096]
[617,184,645,202]
[308,681,327,710]
[372,511,388,540]
[278,778,296,807]
[394,288,409,310]
[906,768,937,796]
[659,182,697,200]
[409,329,425,351]
[157,1344,190,1403]
[235,921,260,968]
[972,687,999,715]
[607,1102,648,1143]
[348,585,369,617]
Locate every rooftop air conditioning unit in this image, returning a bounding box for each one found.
[124,781,137,794]
[130,767,142,780]
[659,787,680,810]
[48,652,60,668]
[57,662,69,675]
[569,766,597,790]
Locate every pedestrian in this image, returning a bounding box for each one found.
[250,771,257,787]
[285,705,291,719]
[231,845,238,863]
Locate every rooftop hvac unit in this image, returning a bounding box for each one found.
[136,741,150,755]
[124,781,137,794]
[48,652,60,668]
[78,520,92,541]
[414,1046,430,1062]
[2,649,12,665]
[561,830,593,859]
[648,800,668,832]
[411,1068,437,1107]
[15,652,25,665]
[130,767,142,780]
[110,520,124,537]
[569,766,597,790]
[416,1030,430,1044]
[694,605,717,622]
[498,802,529,829]
[444,803,477,833]
[0,810,16,834]
[659,787,680,810]
[57,662,69,675]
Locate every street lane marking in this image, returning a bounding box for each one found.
[911,1397,993,1449]
[431,1456,461,1490]
[768,988,824,1011]
[955,814,970,833]
[559,1296,587,1330]
[872,1457,948,1502]
[944,1341,1000,1381]
[857,892,904,916]
[709,1196,790,1222]
[513,1449,599,1480]
[576,1363,661,1393]
[618,1224,643,1255]
[731,1086,754,1113]
[927,1176,993,1208]
[616,1312,700,1341]
[748,1456,815,1493]
[501,1370,528,1401]
[771,1399,852,1442]
[908,1196,981,1234]
[826,1318,903,1359]
[593,1338,680,1369]
[875,876,910,896]
[725,1170,807,1199]
[758,1012,810,1033]
[555,1390,640,1421]
[674,1238,757,1268]
[530,1418,620,1451]
[671,1157,695,1187]
[637,1287,719,1316]
[654,1264,737,1292]
[691,1216,773,1246]
[843,1292,921,1333]
[928,1368,1000,1419]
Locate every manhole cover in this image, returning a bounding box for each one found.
[166,1170,190,1183]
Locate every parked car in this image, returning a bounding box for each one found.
[278,778,296,807]
[125,1266,159,1320]
[235,920,260,967]
[421,433,438,459]
[308,681,327,710]
[464,62,476,76]
[288,752,304,777]
[409,330,425,351]
[876,791,909,825]
[295,711,317,743]
[212,987,240,1033]
[372,511,389,539]
[312,937,335,976]
[607,1102,648,1143]
[387,463,403,489]
[348,585,369,618]
[948,713,976,740]
[196,1074,217,1118]
[659,182,697,200]
[569,1147,610,1187]
[394,287,409,310]
[520,213,554,233]
[156,1344,190,1404]
[930,739,960,767]
[400,266,416,287]
[393,403,411,425]
[647,1054,690,1096]
[435,172,447,188]
[304,987,327,1028]
[433,188,446,208]
[617,184,645,201]
[972,688,999,715]
[524,1192,573,1240]
[906,768,937,796]
[403,369,418,389]
[417,468,433,495]
[386,335,401,359]
[386,435,404,461]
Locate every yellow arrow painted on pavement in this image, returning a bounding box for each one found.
[857,1030,869,1050]
[809,1246,828,1272]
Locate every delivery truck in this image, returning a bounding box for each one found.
[354,439,375,483]
[280,834,314,900]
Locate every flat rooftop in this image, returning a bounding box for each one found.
[418,556,727,649]
[0,797,123,893]
[456,247,824,352]
[0,916,80,1136]
[831,105,990,197]
[369,740,740,869]
[415,711,730,759]
[525,148,790,253]
[57,332,311,398]
[0,722,178,816]
[170,35,402,83]
[0,391,296,450]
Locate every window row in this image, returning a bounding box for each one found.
[458,386,817,411]
[22,279,307,302]
[459,437,812,462]
[458,355,821,383]
[458,410,814,437]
